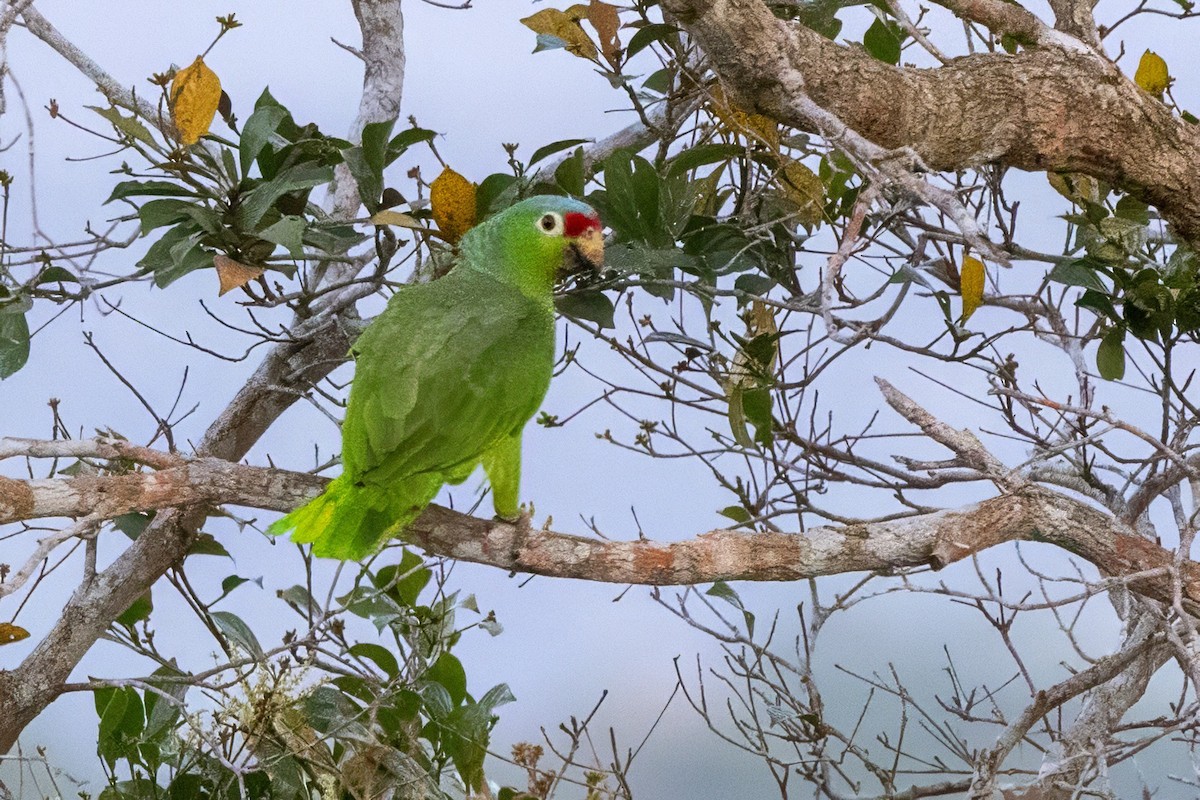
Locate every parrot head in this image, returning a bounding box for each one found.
[463,195,604,298]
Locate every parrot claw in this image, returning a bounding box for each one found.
[497,506,533,532]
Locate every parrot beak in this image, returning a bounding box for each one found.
[563,211,604,275]
[568,226,605,273]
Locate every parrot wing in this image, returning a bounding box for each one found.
[341,267,555,488]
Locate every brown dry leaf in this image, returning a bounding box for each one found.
[1134,49,1170,96]
[710,85,779,150]
[430,166,477,244]
[778,160,825,226]
[960,255,985,321]
[0,622,30,645]
[170,56,222,146]
[520,7,599,61]
[215,253,264,296]
[586,0,622,66]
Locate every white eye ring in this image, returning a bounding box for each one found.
[537,212,564,236]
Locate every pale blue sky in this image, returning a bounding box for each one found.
[3,1,1200,797]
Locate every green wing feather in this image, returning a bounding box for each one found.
[270,266,555,559]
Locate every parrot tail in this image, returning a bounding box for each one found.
[268,474,439,560]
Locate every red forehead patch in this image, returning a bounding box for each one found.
[564,211,600,237]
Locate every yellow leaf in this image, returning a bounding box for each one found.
[710,85,779,150]
[0,622,30,646]
[368,209,423,230]
[1134,50,1170,96]
[520,7,599,61]
[586,0,622,66]
[170,56,222,146]
[430,167,477,244]
[960,255,985,321]
[778,160,825,226]
[1047,171,1099,205]
[215,253,264,296]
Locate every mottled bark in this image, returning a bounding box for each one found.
[661,0,1200,241]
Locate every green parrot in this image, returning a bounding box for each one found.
[269,195,604,560]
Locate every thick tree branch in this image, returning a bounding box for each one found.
[661,0,1200,241]
[4,439,1199,605]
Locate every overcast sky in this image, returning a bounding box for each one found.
[3,1,1200,797]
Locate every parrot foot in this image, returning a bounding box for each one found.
[496,506,533,531]
[496,506,534,564]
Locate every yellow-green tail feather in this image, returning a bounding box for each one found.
[268,474,440,560]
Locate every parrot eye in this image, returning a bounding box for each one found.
[537,212,564,235]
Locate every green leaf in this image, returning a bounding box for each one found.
[1076,289,1117,321]
[137,198,195,234]
[442,702,494,792]
[304,685,362,735]
[556,292,615,328]
[343,118,396,212]
[1115,195,1151,225]
[279,584,320,616]
[114,512,152,540]
[187,532,232,558]
[239,99,289,175]
[95,688,129,767]
[641,67,675,95]
[144,664,188,741]
[596,151,666,245]
[0,311,30,380]
[529,138,591,167]
[88,105,157,146]
[214,574,262,605]
[1048,259,1108,291]
[606,242,695,280]
[666,143,743,177]
[718,505,752,525]
[375,549,432,607]
[735,273,775,297]
[643,331,712,350]
[705,580,756,638]
[1096,327,1126,380]
[743,385,774,446]
[236,163,333,230]
[476,683,516,715]
[211,610,264,659]
[349,642,400,680]
[106,180,199,203]
[476,172,520,219]
[426,652,468,706]
[257,215,306,259]
[863,17,903,64]
[554,148,586,196]
[94,686,144,769]
[626,22,680,57]
[37,266,78,284]
[386,126,438,164]
[338,586,405,628]
[152,237,211,288]
[117,591,153,627]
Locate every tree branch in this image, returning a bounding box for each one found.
[661,0,1200,241]
[3,439,1198,604]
